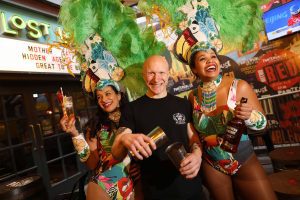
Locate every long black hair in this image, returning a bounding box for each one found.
[84,85,128,138]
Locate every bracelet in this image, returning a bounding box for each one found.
[244,110,267,130]
[72,134,90,162]
[190,142,202,153]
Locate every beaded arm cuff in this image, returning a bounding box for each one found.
[72,134,90,162]
[244,110,267,131]
[190,142,202,153]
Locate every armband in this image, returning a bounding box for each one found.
[244,110,267,130]
[72,134,90,162]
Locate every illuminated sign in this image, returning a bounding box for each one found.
[0,37,80,74]
[0,11,62,41]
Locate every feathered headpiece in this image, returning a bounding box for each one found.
[59,0,165,98]
[138,0,266,64]
[58,0,266,98]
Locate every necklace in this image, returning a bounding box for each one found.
[108,108,121,123]
[199,74,222,113]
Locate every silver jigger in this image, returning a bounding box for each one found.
[147,126,169,148]
[129,126,169,159]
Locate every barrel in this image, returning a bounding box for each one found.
[269,146,300,171]
[268,170,300,200]
[0,175,46,200]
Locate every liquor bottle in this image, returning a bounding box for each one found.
[220,97,247,153]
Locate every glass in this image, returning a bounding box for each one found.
[63,96,75,120]
[60,134,75,155]
[4,94,25,119]
[52,93,61,113]
[54,113,63,132]
[165,142,187,169]
[44,137,59,161]
[0,96,3,120]
[48,160,64,185]
[38,116,54,136]
[0,149,13,179]
[64,155,78,177]
[0,122,8,146]
[14,144,35,171]
[7,119,30,145]
[34,93,50,114]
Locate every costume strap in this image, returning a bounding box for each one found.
[227,78,239,110]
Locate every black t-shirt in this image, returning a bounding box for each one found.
[120,94,202,200]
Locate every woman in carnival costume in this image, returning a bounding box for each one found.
[60,78,135,200]
[168,0,277,199]
[59,32,143,199]
[186,46,277,200]
[58,0,166,199]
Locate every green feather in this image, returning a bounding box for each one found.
[138,0,188,29]
[59,0,268,98]
[121,63,147,98]
[207,0,268,52]
[59,0,165,71]
[138,0,267,52]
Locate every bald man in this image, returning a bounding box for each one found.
[112,55,203,200]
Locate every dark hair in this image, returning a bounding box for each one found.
[189,48,219,69]
[84,85,128,138]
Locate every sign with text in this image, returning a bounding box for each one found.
[256,49,300,91]
[224,33,300,98]
[0,37,80,74]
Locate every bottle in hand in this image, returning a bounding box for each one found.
[220,97,247,153]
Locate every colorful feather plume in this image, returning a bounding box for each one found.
[58,0,267,98]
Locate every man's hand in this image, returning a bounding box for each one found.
[179,148,202,179]
[121,133,156,160]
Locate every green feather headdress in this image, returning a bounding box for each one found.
[58,0,267,98]
[139,0,267,54]
[59,0,165,98]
